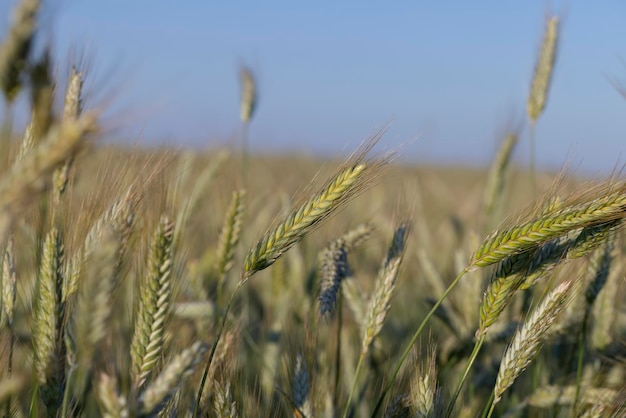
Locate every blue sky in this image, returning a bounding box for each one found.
[5,1,626,173]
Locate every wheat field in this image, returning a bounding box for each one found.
[0,2,625,417]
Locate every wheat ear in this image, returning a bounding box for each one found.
[138,341,208,416]
[1,233,16,328]
[319,223,373,317]
[131,216,175,388]
[33,228,65,410]
[213,381,239,418]
[244,137,387,278]
[292,353,312,418]
[240,66,257,124]
[96,373,129,418]
[489,280,573,414]
[64,187,137,301]
[69,226,120,397]
[527,15,559,123]
[216,190,246,303]
[344,223,409,418]
[472,189,626,267]
[53,67,84,201]
[410,348,439,418]
[0,0,40,101]
[0,115,97,243]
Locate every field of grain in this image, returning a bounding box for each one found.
[0,1,625,417]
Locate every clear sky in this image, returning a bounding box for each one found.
[5,1,626,174]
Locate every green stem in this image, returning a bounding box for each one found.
[573,308,590,414]
[334,293,343,408]
[529,121,536,197]
[482,391,496,418]
[370,268,469,417]
[192,281,243,417]
[5,327,15,418]
[60,366,75,418]
[241,121,249,189]
[343,351,365,418]
[445,336,485,418]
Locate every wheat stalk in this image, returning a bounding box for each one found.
[484,133,519,223]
